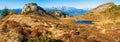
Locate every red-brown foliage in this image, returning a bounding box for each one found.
[6,20,19,28]
[62,33,72,41]
[30,29,41,38]
[14,27,23,33]
[37,28,47,33]
[23,29,31,37]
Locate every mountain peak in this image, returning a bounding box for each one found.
[94,2,115,12]
[21,2,46,14]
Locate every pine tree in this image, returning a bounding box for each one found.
[1,7,9,18]
[9,9,16,15]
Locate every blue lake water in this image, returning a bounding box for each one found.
[75,20,94,24]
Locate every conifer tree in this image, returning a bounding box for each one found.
[1,7,9,18]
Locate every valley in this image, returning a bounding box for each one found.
[0,1,120,42]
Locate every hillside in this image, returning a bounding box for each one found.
[93,2,115,12]
[75,2,120,23]
[1,2,120,42]
[75,2,120,34]
[1,14,120,42]
[75,2,116,21]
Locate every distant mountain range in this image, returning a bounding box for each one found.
[44,6,91,16]
[0,7,91,17]
[0,10,1,17]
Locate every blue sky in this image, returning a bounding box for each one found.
[0,0,120,9]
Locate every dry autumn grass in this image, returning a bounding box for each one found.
[1,2,120,42]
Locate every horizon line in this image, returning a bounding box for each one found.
[0,6,94,10]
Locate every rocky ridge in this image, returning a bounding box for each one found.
[21,2,46,14]
[93,2,115,12]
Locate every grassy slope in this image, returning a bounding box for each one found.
[74,5,120,30]
[1,3,120,42]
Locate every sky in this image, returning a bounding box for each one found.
[0,0,120,9]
